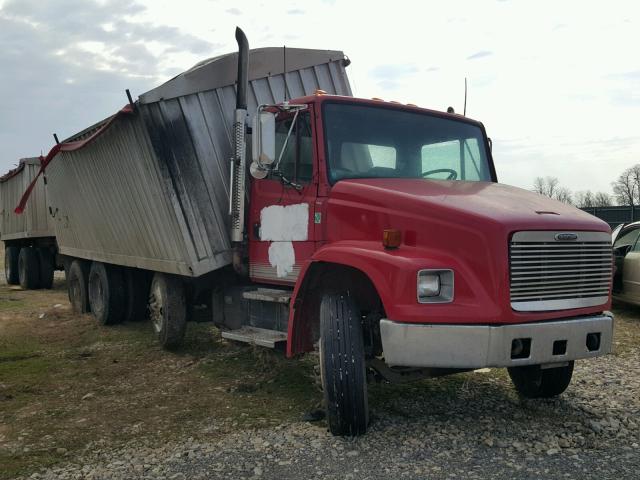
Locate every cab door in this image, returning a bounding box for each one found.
[248,107,318,285]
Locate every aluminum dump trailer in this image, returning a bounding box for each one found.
[44,47,351,277]
[1,157,52,241]
[1,157,58,288]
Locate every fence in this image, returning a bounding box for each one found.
[580,206,638,229]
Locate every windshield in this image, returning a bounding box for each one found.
[323,103,493,184]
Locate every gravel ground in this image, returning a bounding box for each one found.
[21,321,639,480]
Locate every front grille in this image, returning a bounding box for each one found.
[509,231,612,311]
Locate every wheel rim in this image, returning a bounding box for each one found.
[149,281,164,334]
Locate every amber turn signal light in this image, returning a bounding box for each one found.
[383,229,401,249]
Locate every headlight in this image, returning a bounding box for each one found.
[417,269,454,303]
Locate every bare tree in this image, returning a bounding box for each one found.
[533,176,572,204]
[574,190,612,208]
[574,190,595,208]
[593,192,612,207]
[533,177,546,195]
[612,165,640,206]
[554,187,573,205]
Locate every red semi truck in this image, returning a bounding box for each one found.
[27,28,614,436]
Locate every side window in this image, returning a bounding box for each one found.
[273,112,313,183]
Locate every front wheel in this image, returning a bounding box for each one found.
[508,361,574,398]
[319,292,369,436]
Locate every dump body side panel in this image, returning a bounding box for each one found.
[1,159,53,241]
[46,114,227,276]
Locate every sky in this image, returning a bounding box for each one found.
[0,0,638,194]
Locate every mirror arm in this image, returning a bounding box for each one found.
[274,108,301,170]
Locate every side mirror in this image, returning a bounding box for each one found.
[252,111,276,166]
[488,137,493,151]
[614,244,633,257]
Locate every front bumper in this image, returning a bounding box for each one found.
[380,314,614,368]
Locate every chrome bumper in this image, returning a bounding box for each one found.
[380,314,614,368]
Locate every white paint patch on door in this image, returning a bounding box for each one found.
[268,241,296,278]
[260,203,309,241]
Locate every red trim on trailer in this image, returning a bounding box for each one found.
[15,105,134,214]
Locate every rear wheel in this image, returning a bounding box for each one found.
[88,262,126,325]
[18,247,41,289]
[4,245,20,285]
[319,292,369,436]
[37,248,55,289]
[508,361,574,398]
[67,259,90,313]
[148,273,186,349]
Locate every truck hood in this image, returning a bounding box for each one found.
[329,179,610,233]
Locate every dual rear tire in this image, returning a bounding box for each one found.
[5,246,55,289]
[67,258,185,349]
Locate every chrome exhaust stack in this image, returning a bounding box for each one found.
[230,26,249,244]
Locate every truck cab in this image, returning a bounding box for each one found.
[243,93,613,436]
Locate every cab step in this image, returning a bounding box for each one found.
[221,326,288,348]
[242,288,292,304]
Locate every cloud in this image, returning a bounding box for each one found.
[369,64,419,90]
[287,9,305,15]
[467,50,493,60]
[225,7,242,15]
[0,0,214,169]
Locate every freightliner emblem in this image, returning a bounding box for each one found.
[555,233,578,241]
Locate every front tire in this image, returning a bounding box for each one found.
[148,273,186,349]
[88,262,126,325]
[4,245,20,285]
[319,292,369,436]
[508,361,574,398]
[18,247,41,289]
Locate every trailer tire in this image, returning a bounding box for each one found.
[18,247,41,289]
[149,273,186,349]
[319,292,369,436]
[37,248,55,289]
[88,262,126,325]
[68,260,90,313]
[124,268,150,322]
[508,361,574,398]
[4,246,20,285]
